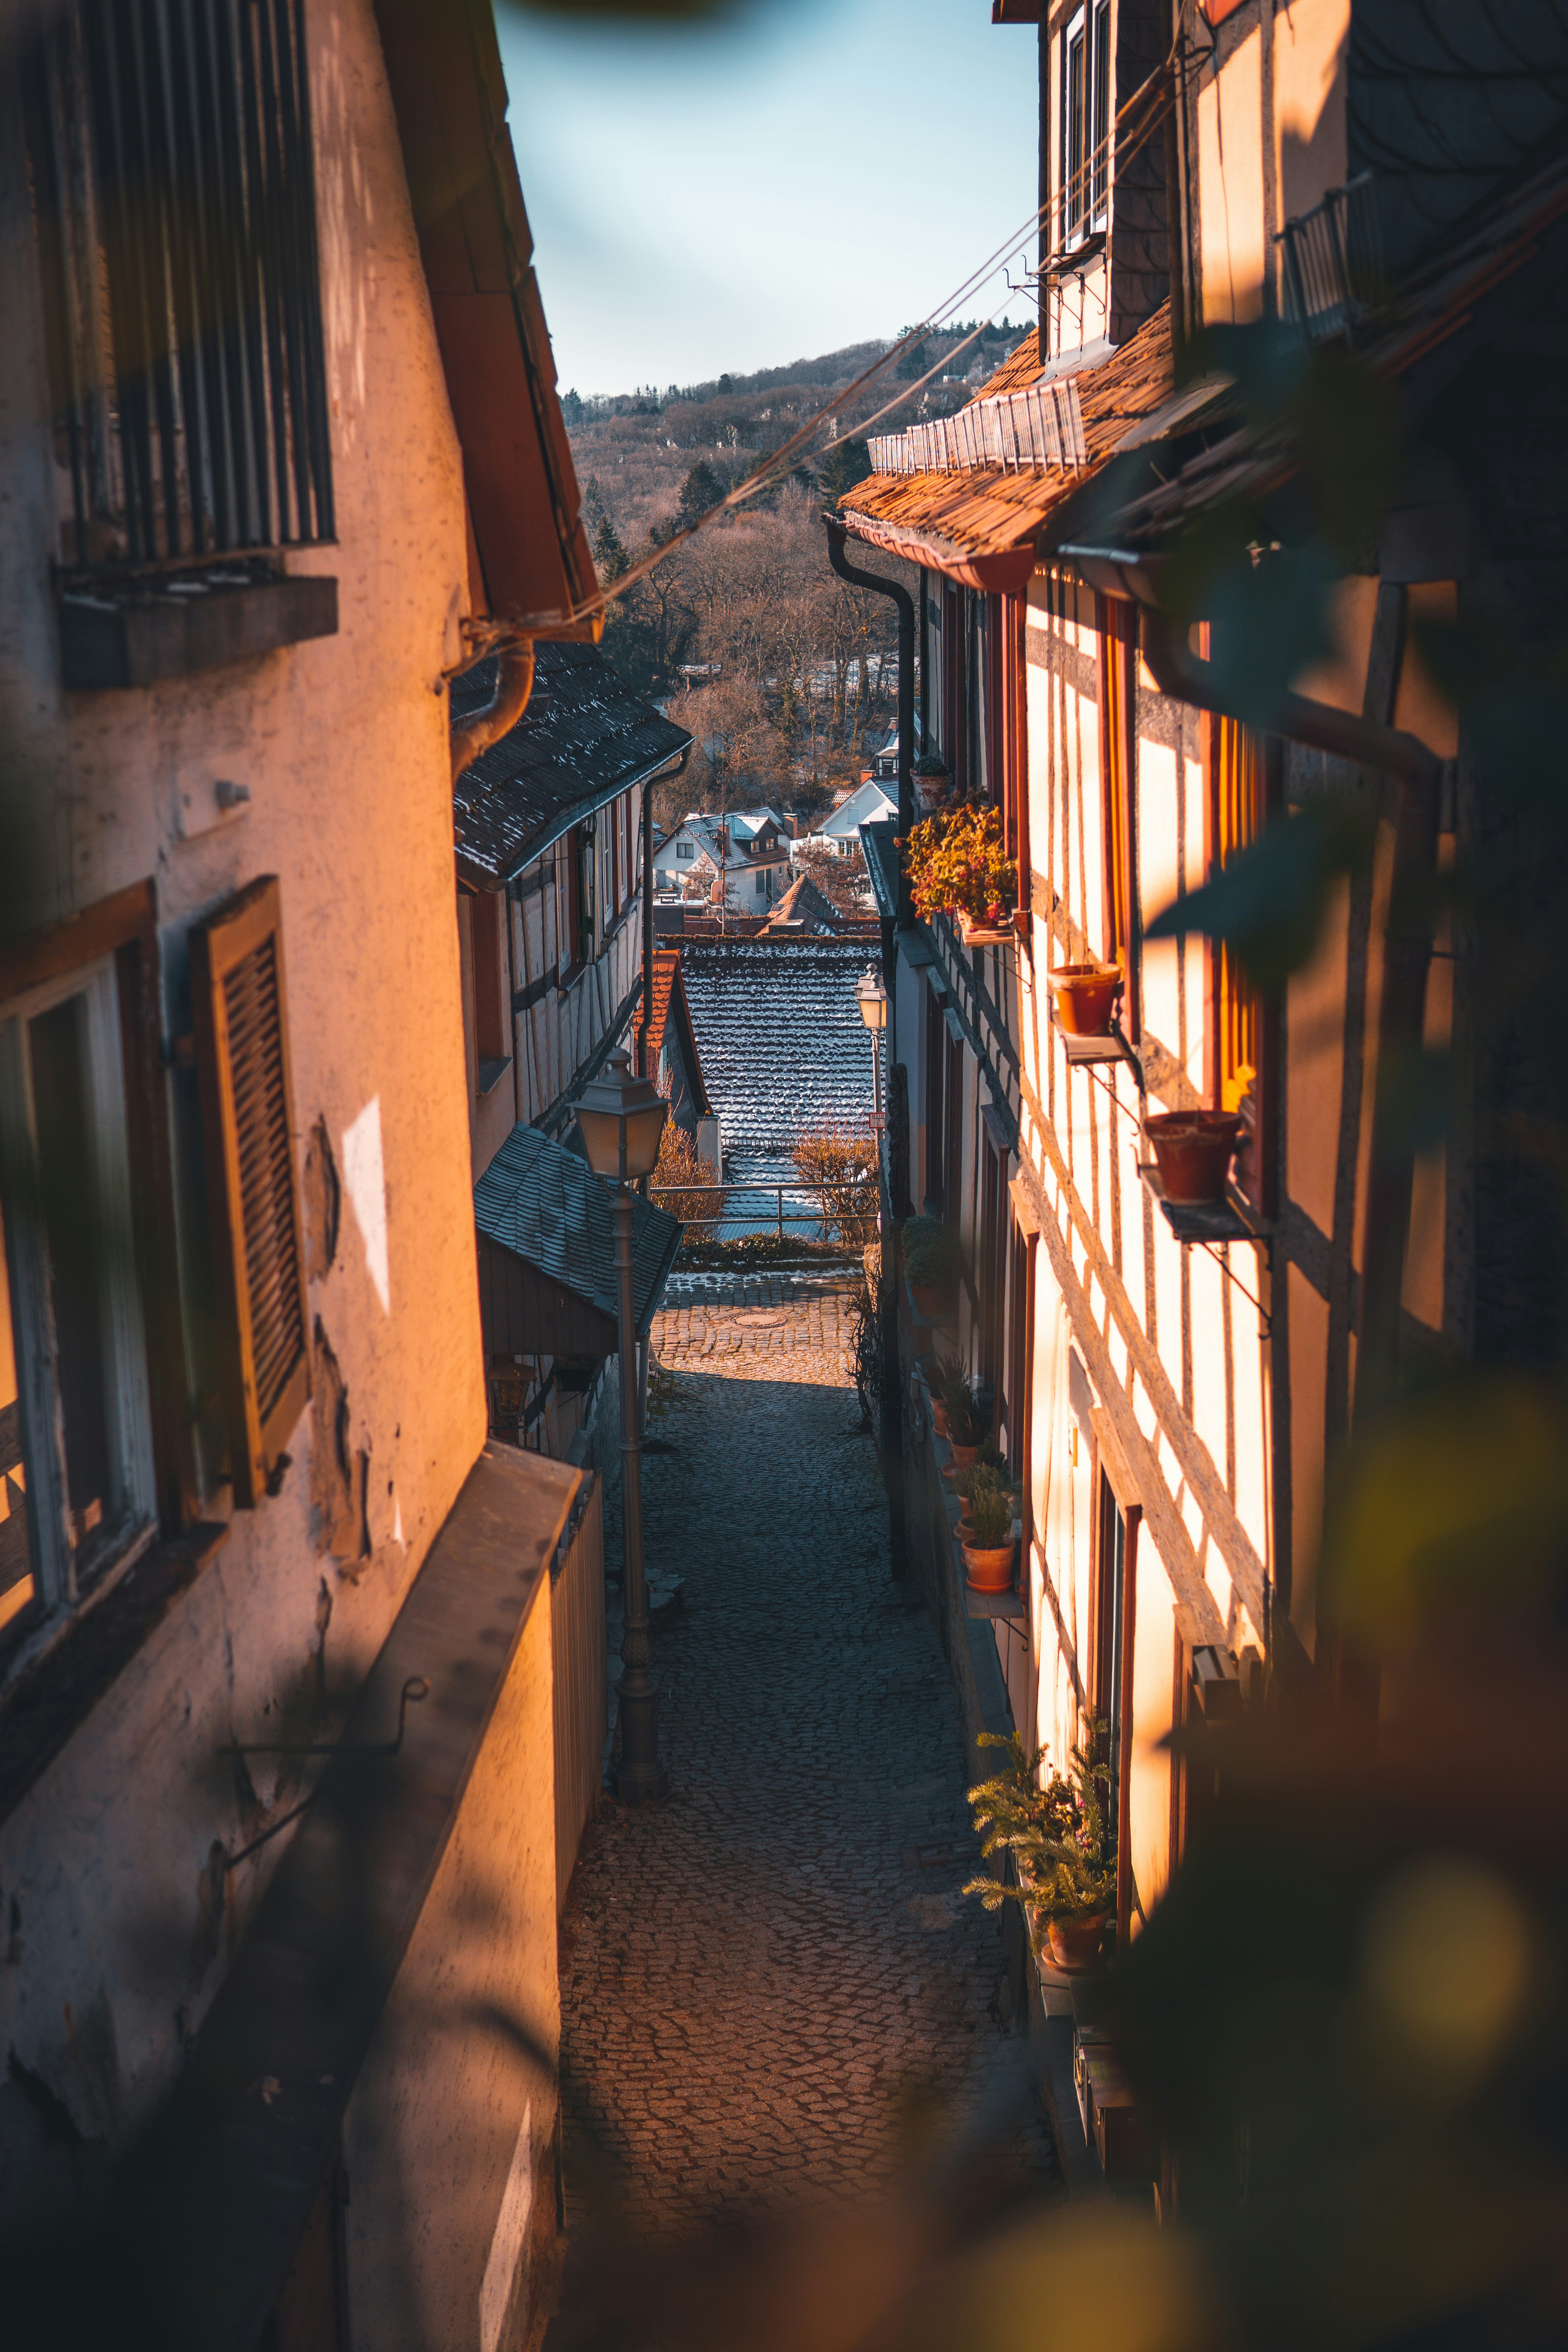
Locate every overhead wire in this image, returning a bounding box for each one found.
[568,26,1185,625]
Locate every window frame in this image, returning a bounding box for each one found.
[1060,0,1111,251]
[1204,711,1275,1213]
[1097,592,1141,1041]
[0,953,157,1638]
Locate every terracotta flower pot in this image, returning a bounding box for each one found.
[1048,1913,1108,1970]
[962,1538,1015,1593]
[1050,961,1120,1037]
[911,1282,954,1320]
[958,909,1013,947]
[929,1397,950,1437]
[1145,1110,1243,1204]
[948,1441,980,1472]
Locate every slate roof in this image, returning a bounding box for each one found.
[660,812,790,872]
[835,304,1176,589]
[860,819,901,923]
[452,641,691,889]
[677,939,878,1156]
[645,949,714,1116]
[474,1123,683,1338]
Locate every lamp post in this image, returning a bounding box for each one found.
[855,963,888,1128]
[575,1049,669,1802]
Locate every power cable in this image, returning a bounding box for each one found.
[568,31,1184,624]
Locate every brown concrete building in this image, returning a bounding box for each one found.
[0,0,618,2339]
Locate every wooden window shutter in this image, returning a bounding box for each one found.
[191,878,310,1507]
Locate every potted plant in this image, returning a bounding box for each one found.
[943,1379,991,1469]
[1145,1109,1244,1204]
[1049,959,1122,1037]
[961,1474,1017,1592]
[900,807,1018,943]
[912,751,951,815]
[965,1726,1117,1969]
[951,1456,1013,1534]
[902,1214,963,1320]
[927,1350,967,1437]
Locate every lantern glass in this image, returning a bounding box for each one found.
[577,1051,668,1180]
[855,966,888,1032]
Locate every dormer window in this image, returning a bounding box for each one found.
[1061,0,1110,249]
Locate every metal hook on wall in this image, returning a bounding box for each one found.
[223,1675,430,1873]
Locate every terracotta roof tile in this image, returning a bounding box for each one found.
[837,305,1175,587]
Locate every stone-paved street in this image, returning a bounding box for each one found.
[556,1274,1055,2240]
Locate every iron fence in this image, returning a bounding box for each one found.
[649,1179,879,1247]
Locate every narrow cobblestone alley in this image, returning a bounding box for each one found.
[556,1274,1056,2246]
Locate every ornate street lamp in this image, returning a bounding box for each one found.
[575,1049,669,1802]
[855,963,888,1127]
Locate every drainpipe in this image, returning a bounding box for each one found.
[824,515,911,1581]
[824,517,914,931]
[449,641,535,781]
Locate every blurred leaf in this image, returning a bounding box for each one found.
[1206,540,1340,731]
[1293,345,1401,563]
[1145,801,1371,989]
[1324,1377,1568,1648]
[1177,317,1309,411]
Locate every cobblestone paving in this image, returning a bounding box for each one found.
[556,1277,1055,2237]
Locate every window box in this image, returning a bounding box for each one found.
[59,567,338,692]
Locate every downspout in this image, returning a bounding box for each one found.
[449,641,536,781]
[824,517,914,931]
[824,514,911,1581]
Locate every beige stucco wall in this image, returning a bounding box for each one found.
[1275,0,1351,235]
[1198,25,1267,324]
[345,1572,560,2352]
[0,0,491,2201]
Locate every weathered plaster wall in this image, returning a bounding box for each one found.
[0,0,489,2211]
[1198,25,1267,324]
[344,1573,560,2352]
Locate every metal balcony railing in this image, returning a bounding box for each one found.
[866,377,1087,479]
[1276,173,1386,343]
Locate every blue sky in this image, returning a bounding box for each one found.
[497,0,1040,397]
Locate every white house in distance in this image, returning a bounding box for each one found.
[802,775,896,856]
[652,809,791,910]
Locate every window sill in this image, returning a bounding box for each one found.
[59,565,338,690]
[477,1054,513,1099]
[0,1520,229,1828]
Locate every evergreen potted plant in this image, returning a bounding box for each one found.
[902,1214,963,1320]
[965,1726,1117,1969]
[961,1475,1017,1592]
[912,751,952,815]
[927,1350,967,1437]
[943,1380,991,1470]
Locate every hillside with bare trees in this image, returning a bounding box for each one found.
[568,321,1029,829]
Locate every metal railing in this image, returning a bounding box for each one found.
[550,1471,605,1914]
[866,377,1087,479]
[650,1179,879,1247]
[1276,173,1385,343]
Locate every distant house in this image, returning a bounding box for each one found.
[762,871,843,935]
[869,713,923,781]
[646,948,721,1174]
[652,808,791,909]
[803,776,896,854]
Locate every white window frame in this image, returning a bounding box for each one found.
[0,956,155,1624]
[1060,0,1110,251]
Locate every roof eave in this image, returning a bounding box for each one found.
[836,503,1036,593]
[457,732,693,892]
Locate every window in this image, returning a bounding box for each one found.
[676,840,694,860]
[0,959,155,1634]
[1060,1,1111,249]
[756,868,767,897]
[21,0,334,573]
[1206,713,1270,1209]
[190,878,310,1509]
[1097,593,1140,1041]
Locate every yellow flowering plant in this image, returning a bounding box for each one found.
[900,805,1017,926]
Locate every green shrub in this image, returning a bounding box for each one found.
[966,1480,1014,1547]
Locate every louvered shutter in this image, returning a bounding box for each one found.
[191,877,310,1506]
